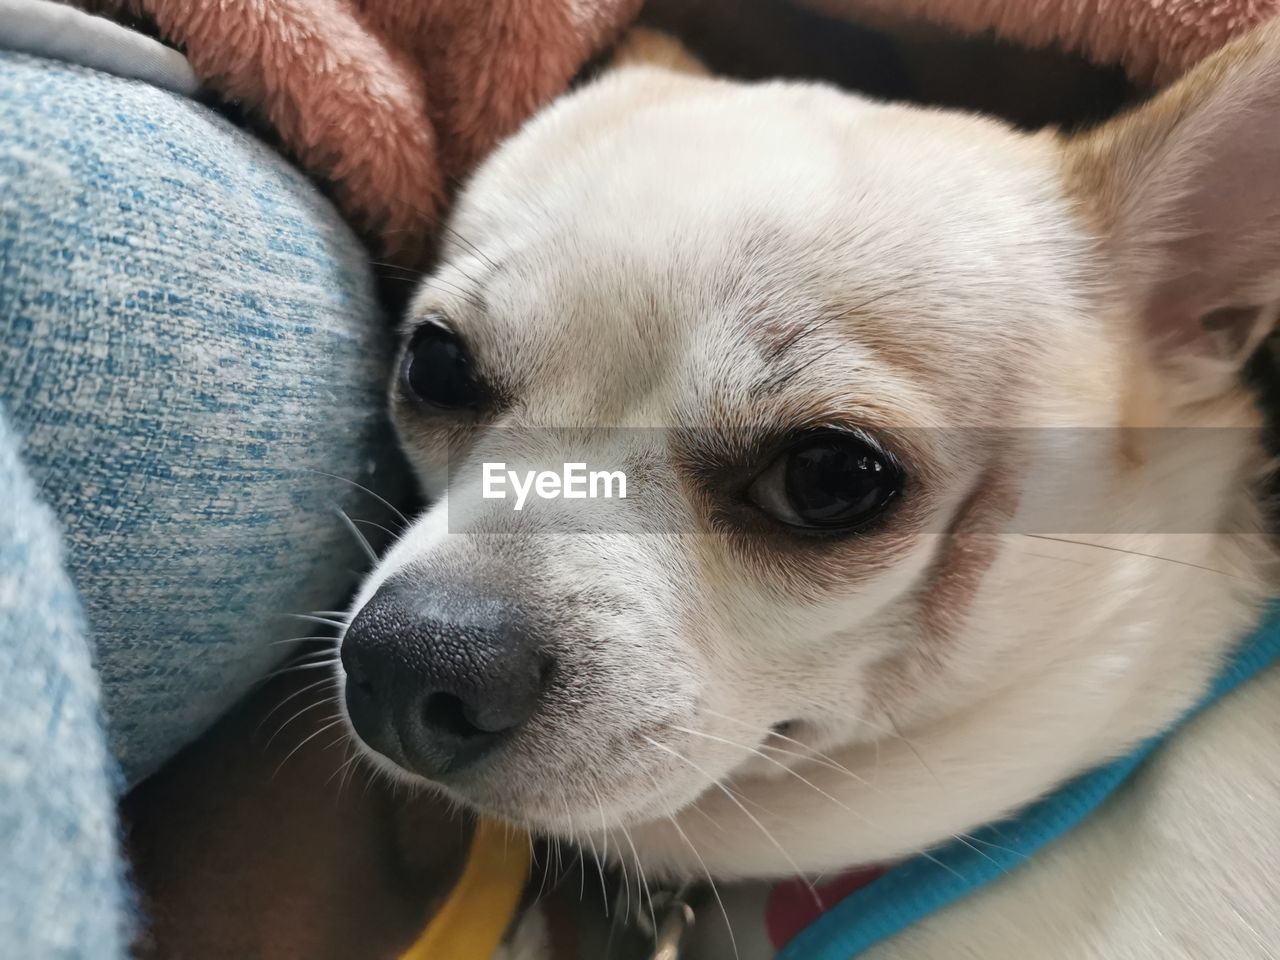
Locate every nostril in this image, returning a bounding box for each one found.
[423,691,488,740]
[341,649,376,699]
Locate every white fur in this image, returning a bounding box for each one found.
[342,33,1280,940]
[670,663,1280,959]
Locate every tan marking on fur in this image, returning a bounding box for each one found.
[611,27,711,75]
[1060,20,1280,243]
[862,460,1018,719]
[1059,20,1280,466]
[916,466,1018,656]
[1117,345,1159,470]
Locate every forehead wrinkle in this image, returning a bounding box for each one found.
[478,245,722,429]
[732,278,947,420]
[762,287,905,367]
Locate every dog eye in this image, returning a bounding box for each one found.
[748,430,901,532]
[401,320,487,410]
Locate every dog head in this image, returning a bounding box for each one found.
[339,25,1280,879]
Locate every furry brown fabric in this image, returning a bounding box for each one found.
[83,0,642,269]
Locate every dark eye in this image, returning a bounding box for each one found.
[401,320,487,410]
[748,430,901,532]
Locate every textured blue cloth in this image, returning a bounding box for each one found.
[0,51,402,786]
[779,612,1280,960]
[0,405,127,960]
[1,49,409,960]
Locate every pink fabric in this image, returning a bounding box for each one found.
[800,0,1280,85]
[91,0,1277,268]
[98,0,641,268]
[766,865,887,949]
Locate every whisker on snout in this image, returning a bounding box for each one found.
[273,715,348,779]
[286,613,349,630]
[334,506,379,566]
[1019,534,1261,583]
[301,468,410,530]
[266,697,342,751]
[256,676,342,734]
[643,735,822,911]
[682,718,966,882]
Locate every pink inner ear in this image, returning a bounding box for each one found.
[1138,72,1280,355]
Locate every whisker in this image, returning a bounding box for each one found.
[1020,534,1257,582]
[704,708,948,819]
[619,823,656,935]
[560,797,586,903]
[377,194,501,273]
[368,259,425,281]
[260,659,340,683]
[256,676,340,732]
[351,517,400,541]
[759,289,904,394]
[644,736,822,911]
[286,613,348,630]
[274,716,347,777]
[889,715,940,786]
[692,718,966,882]
[342,744,367,797]
[268,634,336,648]
[766,289,901,364]
[419,275,485,310]
[322,732,351,752]
[667,814,739,960]
[683,799,727,833]
[584,831,608,916]
[1023,551,1093,568]
[334,505,379,565]
[330,744,362,793]
[588,790,611,918]
[948,833,1008,871]
[440,227,500,274]
[673,726,885,836]
[643,771,740,960]
[703,707,894,768]
[615,825,633,924]
[531,836,555,909]
[755,741,871,782]
[272,650,339,668]
[956,831,1026,860]
[302,469,410,528]
[266,696,339,750]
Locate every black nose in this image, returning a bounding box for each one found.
[341,580,548,778]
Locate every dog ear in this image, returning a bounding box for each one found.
[1065,21,1280,373]
[610,27,710,76]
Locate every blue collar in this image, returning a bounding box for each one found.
[779,610,1280,960]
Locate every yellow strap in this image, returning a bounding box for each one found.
[399,819,531,960]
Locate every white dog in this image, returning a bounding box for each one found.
[339,22,1280,958]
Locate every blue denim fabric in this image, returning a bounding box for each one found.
[0,405,126,960]
[1,50,410,957]
[0,51,401,784]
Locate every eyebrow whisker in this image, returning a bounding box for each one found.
[765,288,901,364]
[756,288,904,396]
[378,192,503,274]
[417,275,486,311]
